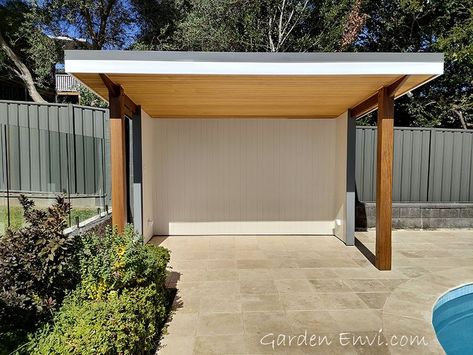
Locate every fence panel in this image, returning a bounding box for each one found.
[428,129,473,202]
[355,127,377,202]
[0,100,110,231]
[357,126,473,203]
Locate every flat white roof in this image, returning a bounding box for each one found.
[65,50,444,76]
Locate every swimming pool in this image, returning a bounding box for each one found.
[432,284,473,355]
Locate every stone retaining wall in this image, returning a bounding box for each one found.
[356,202,473,230]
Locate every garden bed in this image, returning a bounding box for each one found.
[0,196,172,354]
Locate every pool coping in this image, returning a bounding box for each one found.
[433,282,473,311]
[382,266,473,354]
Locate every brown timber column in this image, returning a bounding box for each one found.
[375,86,394,270]
[109,87,127,232]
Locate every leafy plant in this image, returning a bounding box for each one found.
[0,195,80,345]
[30,284,169,355]
[79,226,170,301]
[29,226,171,355]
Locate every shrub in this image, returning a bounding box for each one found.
[30,285,168,355]
[29,226,171,355]
[79,226,170,301]
[0,195,80,341]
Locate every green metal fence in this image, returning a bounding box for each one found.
[0,100,110,233]
[356,126,473,202]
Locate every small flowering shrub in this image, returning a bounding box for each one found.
[79,226,169,301]
[29,226,171,355]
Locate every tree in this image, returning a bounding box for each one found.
[134,0,355,52]
[0,1,57,102]
[340,0,367,50]
[131,0,188,50]
[355,0,473,128]
[45,0,137,49]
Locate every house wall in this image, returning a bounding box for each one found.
[141,109,155,242]
[149,118,348,236]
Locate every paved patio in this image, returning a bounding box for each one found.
[152,230,473,354]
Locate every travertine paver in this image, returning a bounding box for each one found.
[153,230,473,354]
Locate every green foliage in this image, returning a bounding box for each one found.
[354,0,473,127]
[79,226,170,301]
[131,0,188,50]
[0,195,80,344]
[28,226,171,355]
[134,0,352,52]
[30,285,168,355]
[78,86,108,108]
[1,205,100,232]
[45,0,137,50]
[0,0,60,89]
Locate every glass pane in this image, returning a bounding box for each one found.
[0,124,7,234]
[7,124,60,230]
[67,131,106,226]
[0,196,7,235]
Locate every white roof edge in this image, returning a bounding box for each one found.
[65,50,444,76]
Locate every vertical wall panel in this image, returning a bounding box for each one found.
[361,128,377,201]
[355,129,363,199]
[48,106,61,192]
[461,134,473,201]
[450,132,463,201]
[58,106,69,193]
[18,104,31,191]
[74,106,85,194]
[419,130,431,202]
[8,103,20,191]
[67,104,76,194]
[83,109,95,194]
[392,129,402,201]
[153,118,339,235]
[0,125,5,191]
[29,105,41,191]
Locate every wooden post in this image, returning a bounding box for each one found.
[109,87,127,232]
[375,87,394,270]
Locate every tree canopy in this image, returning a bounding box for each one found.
[0,0,471,127]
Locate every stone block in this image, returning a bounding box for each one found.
[421,208,440,218]
[423,218,455,229]
[437,208,459,218]
[394,218,421,229]
[459,208,473,218]
[391,207,400,218]
[399,207,421,218]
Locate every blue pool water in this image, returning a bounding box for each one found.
[432,284,473,355]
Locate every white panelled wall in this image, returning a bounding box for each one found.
[141,113,349,242]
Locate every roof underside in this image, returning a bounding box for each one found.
[66,51,443,118]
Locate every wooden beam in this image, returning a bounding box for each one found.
[123,95,138,118]
[99,73,138,117]
[350,93,378,119]
[375,86,394,270]
[99,73,120,96]
[99,72,140,232]
[108,85,127,233]
[387,75,409,97]
[350,76,409,119]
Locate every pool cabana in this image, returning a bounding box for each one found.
[65,51,444,270]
